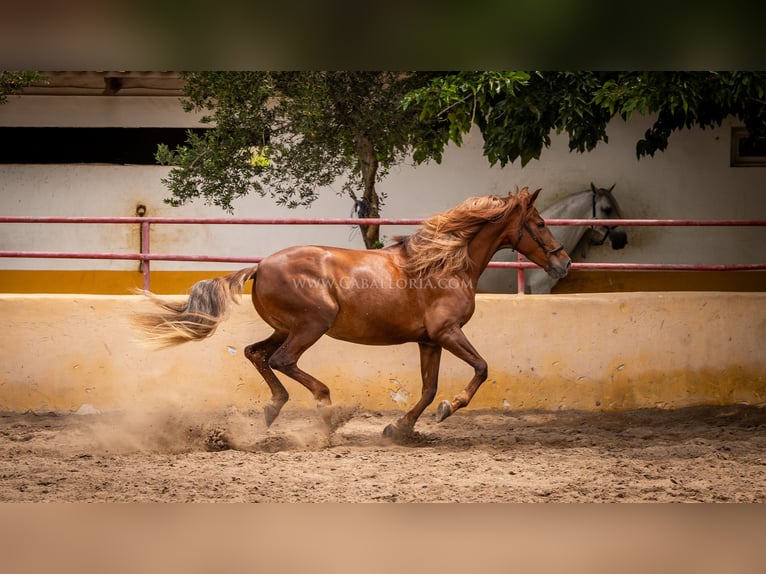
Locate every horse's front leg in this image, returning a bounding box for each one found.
[383,342,441,439]
[432,326,488,422]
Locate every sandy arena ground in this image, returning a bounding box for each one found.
[1,404,765,502]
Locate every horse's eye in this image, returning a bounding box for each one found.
[537,221,545,229]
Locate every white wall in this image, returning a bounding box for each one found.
[1,94,765,274]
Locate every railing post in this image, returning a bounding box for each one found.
[141,220,150,291]
[517,255,526,294]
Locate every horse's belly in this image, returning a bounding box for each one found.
[326,328,426,345]
[325,303,428,345]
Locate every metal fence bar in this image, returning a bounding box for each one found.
[0,216,426,225]
[490,260,766,271]
[1,216,766,226]
[0,251,264,263]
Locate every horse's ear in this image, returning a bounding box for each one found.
[608,183,616,193]
[529,188,541,204]
[590,182,597,194]
[508,185,520,198]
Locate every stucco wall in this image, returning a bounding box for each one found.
[1,292,764,415]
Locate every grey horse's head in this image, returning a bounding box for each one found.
[589,183,627,250]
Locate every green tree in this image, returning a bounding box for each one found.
[157,71,436,249]
[0,71,45,104]
[161,71,766,248]
[405,71,766,166]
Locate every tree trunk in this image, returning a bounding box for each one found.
[324,73,382,249]
[353,129,381,249]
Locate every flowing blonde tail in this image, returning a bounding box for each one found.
[133,265,258,348]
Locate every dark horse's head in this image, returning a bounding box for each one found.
[589,183,627,250]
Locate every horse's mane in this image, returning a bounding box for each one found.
[400,193,522,278]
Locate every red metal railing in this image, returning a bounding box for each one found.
[1,216,766,293]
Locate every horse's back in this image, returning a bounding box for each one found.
[258,244,402,280]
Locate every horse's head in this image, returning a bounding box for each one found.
[504,188,571,280]
[590,183,627,250]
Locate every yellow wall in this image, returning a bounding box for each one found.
[0,270,253,295]
[1,293,764,415]
[1,269,764,296]
[552,270,766,293]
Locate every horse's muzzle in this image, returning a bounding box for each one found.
[546,251,571,279]
[610,229,628,250]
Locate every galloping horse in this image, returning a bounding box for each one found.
[478,183,628,293]
[134,187,571,438]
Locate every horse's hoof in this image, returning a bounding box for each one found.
[382,423,398,439]
[436,400,453,422]
[322,405,357,432]
[318,406,335,430]
[383,422,412,439]
[264,404,280,427]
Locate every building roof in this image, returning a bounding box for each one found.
[22,71,184,96]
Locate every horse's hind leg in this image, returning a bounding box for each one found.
[244,332,289,427]
[268,326,334,425]
[384,342,441,439]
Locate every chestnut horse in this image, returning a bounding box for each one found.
[134,187,571,438]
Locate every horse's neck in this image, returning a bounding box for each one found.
[541,191,591,252]
[465,217,515,285]
[466,191,597,282]
[540,190,593,218]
